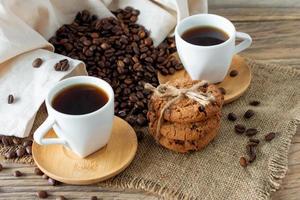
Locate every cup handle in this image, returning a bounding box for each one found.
[33,117,67,145]
[234,32,252,54]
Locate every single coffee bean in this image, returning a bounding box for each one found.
[91,196,98,200]
[249,138,260,144]
[265,132,276,142]
[34,167,44,176]
[16,147,26,157]
[48,178,57,186]
[0,163,3,171]
[234,124,246,134]
[42,174,49,179]
[23,140,33,147]
[26,146,32,155]
[12,138,21,145]
[227,112,237,121]
[8,94,14,104]
[244,109,254,119]
[249,100,260,106]
[37,191,48,199]
[218,87,226,95]
[229,69,238,77]
[239,157,248,167]
[13,170,22,177]
[5,150,16,159]
[32,58,43,68]
[245,128,258,137]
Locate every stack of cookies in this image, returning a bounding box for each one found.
[147,78,224,153]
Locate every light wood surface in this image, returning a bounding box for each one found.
[157,54,251,104]
[0,4,299,200]
[32,117,137,185]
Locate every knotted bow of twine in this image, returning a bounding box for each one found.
[145,80,216,139]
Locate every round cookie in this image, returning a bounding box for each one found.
[157,127,219,153]
[148,113,221,141]
[148,78,224,123]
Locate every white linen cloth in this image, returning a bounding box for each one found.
[0,0,207,137]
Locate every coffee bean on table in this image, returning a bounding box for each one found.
[12,138,21,145]
[227,112,237,121]
[5,150,16,159]
[239,157,248,167]
[91,196,98,200]
[245,128,258,137]
[26,146,32,155]
[244,109,254,119]
[265,132,276,142]
[249,100,260,106]
[249,138,260,144]
[8,94,14,104]
[218,87,226,95]
[229,69,238,77]
[32,58,43,68]
[234,124,246,134]
[37,190,48,199]
[13,170,22,177]
[34,167,44,176]
[16,147,26,157]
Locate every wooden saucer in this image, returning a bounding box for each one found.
[157,54,251,104]
[32,116,137,185]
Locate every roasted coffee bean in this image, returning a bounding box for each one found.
[227,112,237,121]
[16,147,26,157]
[0,163,3,171]
[265,132,276,142]
[8,94,14,104]
[91,196,98,200]
[239,157,248,167]
[249,138,260,144]
[26,146,32,155]
[32,58,43,68]
[34,167,44,176]
[245,128,258,137]
[37,190,48,199]
[23,140,33,147]
[12,138,21,145]
[48,178,57,186]
[56,196,67,200]
[218,87,226,95]
[229,69,238,77]
[13,170,22,177]
[249,100,260,106]
[2,136,12,146]
[234,124,246,134]
[5,150,16,159]
[244,109,254,119]
[54,59,69,71]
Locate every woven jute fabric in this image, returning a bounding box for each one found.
[1,60,299,200]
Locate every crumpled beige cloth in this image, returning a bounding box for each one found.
[0,0,207,137]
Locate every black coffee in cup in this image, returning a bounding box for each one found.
[181,26,229,46]
[52,84,108,115]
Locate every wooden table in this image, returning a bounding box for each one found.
[1,5,299,200]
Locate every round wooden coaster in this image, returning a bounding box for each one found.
[32,116,137,185]
[157,54,251,104]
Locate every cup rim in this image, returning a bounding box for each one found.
[46,76,114,118]
[175,13,236,48]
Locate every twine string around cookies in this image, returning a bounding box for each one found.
[145,81,216,139]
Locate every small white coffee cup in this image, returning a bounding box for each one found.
[34,76,114,158]
[175,14,252,83]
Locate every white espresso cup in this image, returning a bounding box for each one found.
[34,76,114,158]
[175,14,252,83]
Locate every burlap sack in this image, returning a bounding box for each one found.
[1,60,299,199]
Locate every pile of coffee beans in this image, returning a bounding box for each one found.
[0,135,33,159]
[226,100,277,167]
[48,8,182,127]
